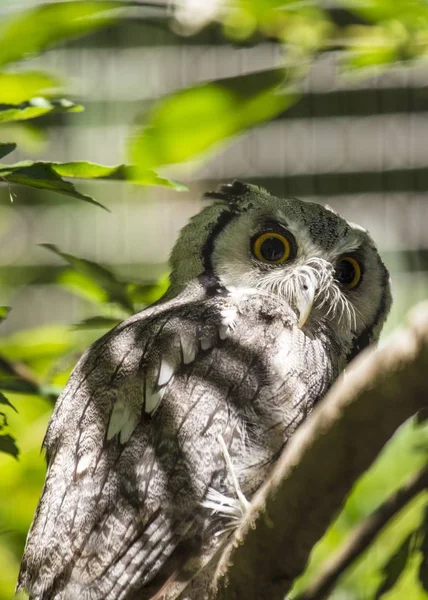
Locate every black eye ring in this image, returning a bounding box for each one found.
[251,226,297,265]
[335,256,362,289]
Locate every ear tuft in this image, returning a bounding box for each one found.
[204,180,250,204]
[324,204,339,216]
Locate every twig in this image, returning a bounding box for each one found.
[0,354,41,394]
[209,302,428,600]
[294,464,428,600]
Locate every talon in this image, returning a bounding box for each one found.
[218,434,250,516]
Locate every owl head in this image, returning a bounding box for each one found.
[170,181,392,361]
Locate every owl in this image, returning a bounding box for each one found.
[17,181,391,600]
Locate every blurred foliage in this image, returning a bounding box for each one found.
[220,0,333,51]
[0,161,182,209]
[0,98,83,124]
[0,1,184,202]
[0,1,121,68]
[0,1,427,599]
[0,143,16,160]
[214,0,428,67]
[0,72,62,105]
[291,419,428,599]
[419,506,428,591]
[130,68,295,173]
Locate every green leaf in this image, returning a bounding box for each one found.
[13,591,30,600]
[0,72,62,104]
[374,533,414,598]
[222,1,332,50]
[0,529,12,536]
[55,269,109,305]
[0,412,7,431]
[418,505,428,591]
[0,160,106,209]
[127,277,169,306]
[0,161,184,208]
[416,409,428,425]
[0,1,122,68]
[52,162,186,190]
[0,434,19,459]
[73,316,122,330]
[343,1,428,67]
[0,144,16,159]
[13,592,30,600]
[0,97,83,124]
[41,244,134,313]
[0,391,17,413]
[347,0,428,24]
[0,378,39,395]
[0,325,73,362]
[130,68,295,171]
[0,306,10,321]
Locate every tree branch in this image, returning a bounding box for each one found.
[295,464,428,600]
[210,302,428,600]
[0,354,40,390]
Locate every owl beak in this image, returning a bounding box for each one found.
[296,284,315,329]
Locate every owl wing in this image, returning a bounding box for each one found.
[17,290,272,600]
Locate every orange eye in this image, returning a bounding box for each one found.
[253,232,292,264]
[335,256,362,290]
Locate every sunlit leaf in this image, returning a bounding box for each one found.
[0,144,16,159]
[418,505,428,591]
[0,72,62,104]
[0,392,17,413]
[0,160,184,208]
[0,325,73,362]
[56,269,109,305]
[130,68,295,171]
[0,160,106,209]
[13,592,30,600]
[52,162,186,190]
[0,529,12,536]
[0,306,11,321]
[41,244,134,313]
[73,316,122,330]
[1,98,77,122]
[0,434,19,459]
[0,412,7,431]
[412,416,428,455]
[223,1,332,50]
[0,97,83,124]
[374,533,415,598]
[0,1,122,68]
[343,0,428,66]
[127,277,169,306]
[346,0,428,24]
[344,23,408,70]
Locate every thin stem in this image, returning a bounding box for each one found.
[295,465,428,600]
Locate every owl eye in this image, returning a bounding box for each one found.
[252,231,295,264]
[335,256,362,289]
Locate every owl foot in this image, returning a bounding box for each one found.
[217,434,251,516]
[202,488,246,524]
[201,435,250,524]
